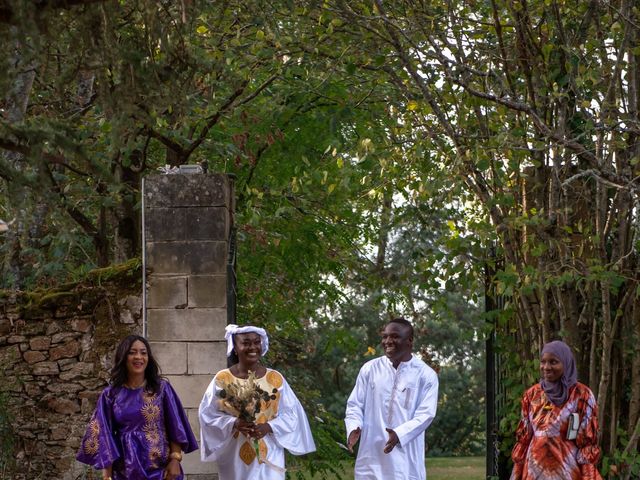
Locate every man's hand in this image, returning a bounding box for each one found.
[384,428,399,454]
[347,427,361,453]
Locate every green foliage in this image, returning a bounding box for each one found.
[0,0,501,470]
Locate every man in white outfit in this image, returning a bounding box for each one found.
[345,318,439,480]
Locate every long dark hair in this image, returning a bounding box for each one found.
[110,335,162,393]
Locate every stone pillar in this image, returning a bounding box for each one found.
[143,173,234,479]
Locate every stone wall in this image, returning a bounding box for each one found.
[0,261,142,480]
[0,174,234,480]
[143,173,234,479]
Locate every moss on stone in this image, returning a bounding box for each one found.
[1,258,142,316]
[85,258,142,285]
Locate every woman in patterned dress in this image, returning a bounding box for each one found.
[76,335,198,480]
[510,340,603,480]
[198,324,316,480]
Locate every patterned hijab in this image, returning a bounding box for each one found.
[540,340,578,406]
[224,324,269,357]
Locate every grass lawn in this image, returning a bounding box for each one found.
[298,456,485,479]
[427,456,485,480]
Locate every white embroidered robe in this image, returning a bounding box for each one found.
[199,368,315,480]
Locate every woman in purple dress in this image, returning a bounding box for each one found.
[77,335,198,480]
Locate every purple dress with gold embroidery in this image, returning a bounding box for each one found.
[77,379,198,480]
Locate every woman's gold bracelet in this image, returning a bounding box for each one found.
[169,451,183,462]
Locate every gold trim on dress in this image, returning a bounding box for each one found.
[216,370,233,387]
[83,418,100,455]
[258,438,268,462]
[266,370,283,389]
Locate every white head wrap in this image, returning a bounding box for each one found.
[225,324,269,357]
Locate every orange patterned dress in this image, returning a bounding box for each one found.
[510,382,602,480]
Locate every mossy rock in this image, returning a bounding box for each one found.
[2,259,142,316]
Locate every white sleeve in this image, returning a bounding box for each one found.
[344,364,368,441]
[198,376,237,462]
[268,377,316,455]
[393,368,439,447]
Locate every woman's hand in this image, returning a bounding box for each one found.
[234,417,255,436]
[163,458,181,480]
[251,422,273,440]
[102,465,113,480]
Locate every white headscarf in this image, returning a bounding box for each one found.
[225,324,269,357]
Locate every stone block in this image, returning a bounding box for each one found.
[182,407,220,476]
[59,362,94,381]
[0,344,22,365]
[147,309,226,342]
[187,342,227,375]
[145,207,229,242]
[147,276,188,308]
[24,383,41,396]
[182,448,218,475]
[144,174,232,208]
[49,340,80,361]
[50,426,69,440]
[187,408,201,438]
[24,350,47,364]
[46,322,62,335]
[188,276,226,308]
[151,342,187,375]
[165,375,214,408]
[32,361,60,375]
[47,397,80,414]
[51,332,79,344]
[146,241,227,275]
[119,309,136,324]
[185,475,218,480]
[60,359,79,370]
[29,337,51,351]
[70,318,92,333]
[46,383,83,394]
[146,207,186,242]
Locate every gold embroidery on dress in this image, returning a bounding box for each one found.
[239,440,257,465]
[141,390,163,468]
[258,438,268,460]
[266,371,283,389]
[144,423,161,444]
[83,418,100,455]
[216,370,233,388]
[149,446,163,464]
[142,402,161,422]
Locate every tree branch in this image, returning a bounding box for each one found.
[184,78,250,158]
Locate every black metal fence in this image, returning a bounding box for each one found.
[485,255,511,480]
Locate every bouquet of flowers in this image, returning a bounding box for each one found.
[217,370,281,469]
[217,371,276,423]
